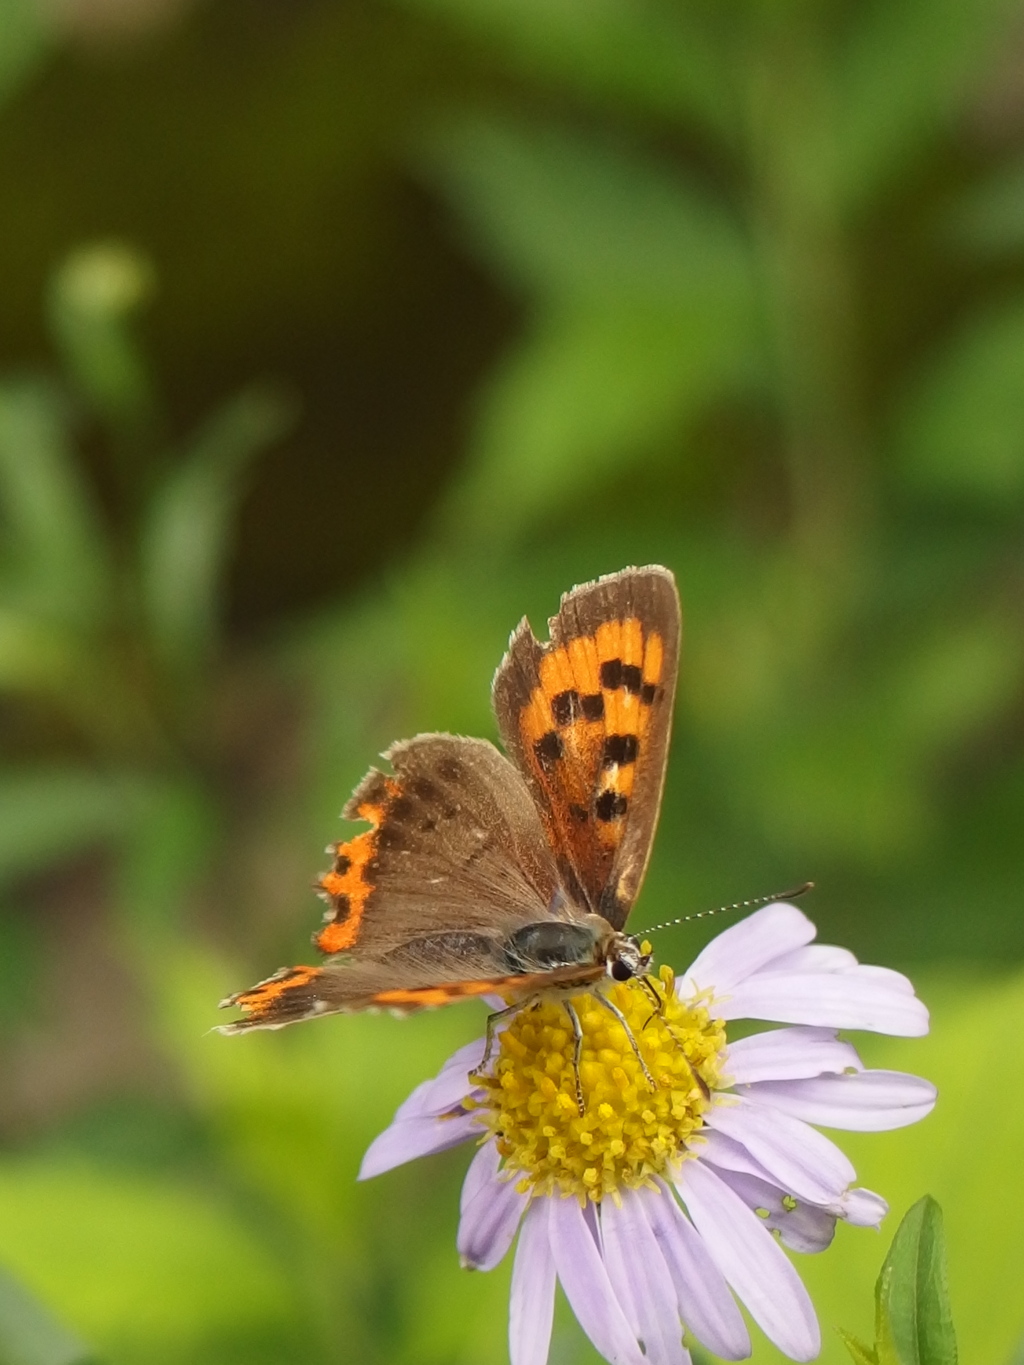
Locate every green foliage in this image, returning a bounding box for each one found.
[140,386,295,682]
[0,1265,93,1365]
[840,1198,957,1365]
[1,1,1024,1363]
[0,0,49,111]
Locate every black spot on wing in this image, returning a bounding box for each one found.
[581,693,605,721]
[595,790,629,821]
[602,734,639,767]
[599,659,641,694]
[332,852,351,876]
[600,659,622,690]
[552,689,581,727]
[534,731,564,767]
[640,682,658,705]
[621,664,642,694]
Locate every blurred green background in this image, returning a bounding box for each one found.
[1,0,1023,1361]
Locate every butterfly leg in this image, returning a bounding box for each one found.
[596,993,656,1092]
[563,1001,586,1117]
[474,997,536,1080]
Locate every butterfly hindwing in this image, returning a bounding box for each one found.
[492,566,681,930]
[218,958,606,1032]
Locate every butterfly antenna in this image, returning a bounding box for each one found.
[641,881,814,936]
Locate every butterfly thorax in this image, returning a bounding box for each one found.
[501,913,651,986]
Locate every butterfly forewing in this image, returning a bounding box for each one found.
[220,733,570,1030]
[492,566,680,930]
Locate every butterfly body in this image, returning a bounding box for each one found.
[219,566,679,1032]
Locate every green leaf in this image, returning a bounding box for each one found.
[834,0,1017,210]
[47,243,158,440]
[395,0,737,139]
[0,1160,298,1362]
[875,1283,906,1365]
[0,382,111,625]
[139,386,295,677]
[0,768,149,888]
[0,0,50,110]
[449,299,756,541]
[429,120,751,303]
[0,1264,93,1365]
[428,121,758,537]
[839,1328,878,1365]
[894,298,1024,502]
[946,156,1024,256]
[877,1197,958,1365]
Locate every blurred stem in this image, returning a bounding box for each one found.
[744,9,872,594]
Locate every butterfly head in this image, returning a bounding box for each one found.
[605,933,652,983]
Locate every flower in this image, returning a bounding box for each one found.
[359,903,936,1365]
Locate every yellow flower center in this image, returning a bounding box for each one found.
[473,966,725,1203]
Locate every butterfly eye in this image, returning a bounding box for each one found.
[610,959,634,982]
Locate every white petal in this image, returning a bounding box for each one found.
[509,1201,556,1365]
[358,1110,478,1180]
[601,1194,689,1365]
[642,1181,751,1361]
[706,1096,855,1204]
[679,904,816,999]
[547,1197,646,1365]
[725,1027,861,1084]
[739,1072,937,1131]
[757,953,916,998]
[765,944,857,973]
[395,1038,486,1121]
[677,1158,820,1361]
[458,1143,526,1270]
[715,1169,836,1255]
[717,970,929,1035]
[851,964,917,995]
[698,1129,779,1184]
[843,1187,888,1227]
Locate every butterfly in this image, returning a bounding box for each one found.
[219,566,681,1045]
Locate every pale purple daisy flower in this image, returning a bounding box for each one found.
[360,903,935,1364]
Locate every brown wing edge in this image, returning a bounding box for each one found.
[492,565,681,928]
[216,959,607,1033]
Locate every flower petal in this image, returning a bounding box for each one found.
[740,1072,937,1131]
[716,969,929,1035]
[358,1110,478,1180]
[706,1096,855,1204]
[394,1038,486,1121]
[843,1187,888,1227]
[547,1197,646,1365]
[642,1181,750,1361]
[765,951,917,996]
[677,1158,820,1362]
[679,903,816,998]
[458,1142,527,1270]
[765,944,857,973]
[509,1200,556,1365]
[725,1027,861,1084]
[698,1129,779,1184]
[600,1193,689,1365]
[715,1168,836,1254]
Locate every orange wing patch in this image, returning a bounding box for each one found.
[518,616,670,891]
[315,777,398,955]
[220,964,325,1030]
